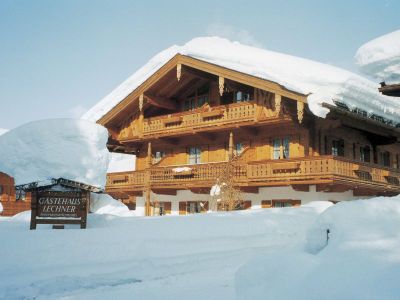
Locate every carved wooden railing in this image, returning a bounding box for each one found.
[106,170,146,188]
[119,101,257,140]
[106,156,400,190]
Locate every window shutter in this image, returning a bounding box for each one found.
[179,202,187,215]
[164,202,172,215]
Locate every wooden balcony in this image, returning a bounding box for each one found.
[118,101,284,142]
[106,156,400,195]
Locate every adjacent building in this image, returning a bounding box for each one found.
[0,172,31,216]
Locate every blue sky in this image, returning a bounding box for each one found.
[0,0,399,129]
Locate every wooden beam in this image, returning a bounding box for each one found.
[152,188,177,196]
[159,137,179,146]
[145,94,177,111]
[241,126,258,136]
[197,132,216,142]
[292,184,309,192]
[176,77,208,99]
[240,186,259,194]
[190,187,210,194]
[164,75,195,99]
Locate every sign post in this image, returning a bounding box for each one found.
[30,190,89,229]
[16,178,101,230]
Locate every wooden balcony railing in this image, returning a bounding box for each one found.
[106,156,400,192]
[119,101,258,140]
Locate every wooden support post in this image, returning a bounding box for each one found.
[30,191,37,230]
[147,142,152,168]
[297,101,304,124]
[139,94,144,112]
[177,64,182,81]
[228,131,234,160]
[139,94,144,137]
[275,93,281,116]
[145,142,152,216]
[218,76,225,96]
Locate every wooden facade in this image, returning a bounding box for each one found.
[0,172,31,216]
[99,54,400,216]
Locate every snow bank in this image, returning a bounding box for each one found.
[236,197,400,300]
[83,36,400,124]
[0,119,109,187]
[356,30,400,83]
[107,153,135,173]
[0,128,8,136]
[90,193,133,216]
[0,203,327,299]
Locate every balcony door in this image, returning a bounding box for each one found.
[188,147,201,164]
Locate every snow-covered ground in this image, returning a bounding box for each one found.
[0,119,109,187]
[83,36,400,124]
[1,197,399,299]
[356,29,400,84]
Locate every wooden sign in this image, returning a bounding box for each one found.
[30,190,89,229]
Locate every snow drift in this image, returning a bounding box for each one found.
[356,29,400,83]
[0,119,109,187]
[83,36,400,124]
[236,197,400,300]
[1,197,400,299]
[90,193,133,216]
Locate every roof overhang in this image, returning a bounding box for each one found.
[97,54,308,127]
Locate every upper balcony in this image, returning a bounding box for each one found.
[106,155,400,196]
[118,100,290,142]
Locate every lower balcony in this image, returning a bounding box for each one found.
[106,156,400,196]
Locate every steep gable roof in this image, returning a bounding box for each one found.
[83,37,400,125]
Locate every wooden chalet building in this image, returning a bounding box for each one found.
[95,42,400,216]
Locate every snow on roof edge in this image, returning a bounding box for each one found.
[82,36,400,125]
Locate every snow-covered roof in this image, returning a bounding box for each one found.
[83,37,400,124]
[0,128,8,136]
[355,29,400,84]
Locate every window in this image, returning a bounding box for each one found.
[187,201,201,214]
[197,95,208,107]
[360,146,371,163]
[153,151,166,164]
[380,151,391,167]
[272,200,301,207]
[332,139,345,157]
[235,91,251,102]
[188,147,201,164]
[273,139,281,159]
[235,143,244,156]
[273,137,290,159]
[183,85,209,111]
[184,98,196,111]
[283,138,289,159]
